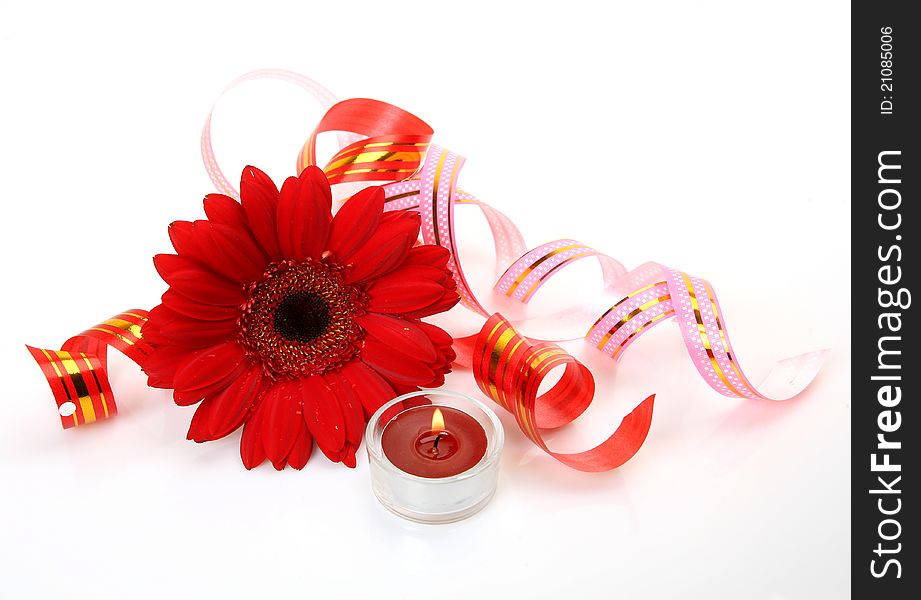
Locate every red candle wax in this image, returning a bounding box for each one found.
[381,405,487,478]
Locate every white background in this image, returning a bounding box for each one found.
[0,2,850,598]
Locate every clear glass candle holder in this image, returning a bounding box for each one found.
[365,389,504,524]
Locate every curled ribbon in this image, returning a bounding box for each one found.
[27,311,151,427]
[30,70,826,473]
[473,314,655,472]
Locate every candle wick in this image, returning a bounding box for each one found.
[432,432,443,451]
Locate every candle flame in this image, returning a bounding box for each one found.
[431,407,445,433]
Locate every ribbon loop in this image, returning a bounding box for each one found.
[27,310,150,428]
[496,239,628,303]
[474,314,655,472]
[586,268,828,401]
[299,97,434,185]
[201,69,349,199]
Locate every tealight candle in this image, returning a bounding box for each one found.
[366,390,504,524]
[381,405,487,478]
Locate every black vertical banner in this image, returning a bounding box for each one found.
[852,1,917,596]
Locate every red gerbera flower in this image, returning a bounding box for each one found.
[142,166,459,470]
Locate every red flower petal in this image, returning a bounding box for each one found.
[204,365,265,439]
[240,166,282,260]
[168,221,216,277]
[168,220,264,284]
[161,289,241,322]
[401,288,462,320]
[416,320,457,382]
[339,360,397,419]
[147,304,238,348]
[389,382,422,397]
[187,400,215,441]
[323,372,365,446]
[240,394,269,469]
[307,164,332,212]
[173,359,249,407]
[204,193,247,228]
[172,341,246,393]
[343,211,420,284]
[327,186,384,261]
[398,263,452,283]
[414,320,454,349]
[168,220,201,257]
[341,442,358,469]
[441,344,457,365]
[260,381,303,466]
[300,374,346,457]
[365,277,444,313]
[187,386,256,442]
[284,424,314,470]
[138,326,168,348]
[356,313,436,362]
[143,344,196,389]
[316,443,341,464]
[401,245,451,269]
[199,221,268,283]
[158,319,238,348]
[276,167,331,261]
[154,254,245,306]
[360,337,435,386]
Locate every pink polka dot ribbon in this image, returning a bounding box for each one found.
[374,143,825,404]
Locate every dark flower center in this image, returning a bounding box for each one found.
[238,259,367,380]
[273,291,331,343]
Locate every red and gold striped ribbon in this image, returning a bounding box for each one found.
[297,98,433,184]
[27,310,151,429]
[473,314,655,472]
[319,135,430,185]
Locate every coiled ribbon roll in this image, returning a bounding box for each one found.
[27,311,151,428]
